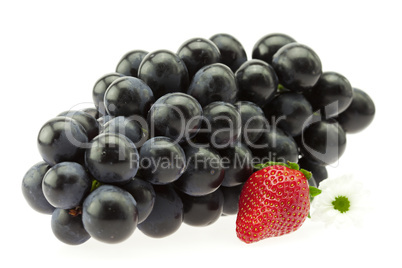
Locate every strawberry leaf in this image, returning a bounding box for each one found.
[300,169,312,180]
[254,161,290,170]
[309,186,322,197]
[287,161,300,170]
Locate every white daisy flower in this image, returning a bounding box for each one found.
[310,174,371,228]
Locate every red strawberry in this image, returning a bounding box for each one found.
[236,162,320,243]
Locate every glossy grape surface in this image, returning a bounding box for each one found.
[252,33,296,65]
[92,73,125,115]
[299,119,347,166]
[221,184,244,215]
[210,33,247,72]
[272,43,322,91]
[187,63,238,107]
[42,162,91,209]
[179,189,224,227]
[85,133,139,184]
[138,49,189,99]
[82,185,138,244]
[121,177,155,223]
[337,88,375,134]
[236,59,278,107]
[174,144,224,196]
[298,157,328,185]
[37,116,88,166]
[104,76,154,118]
[138,184,183,238]
[51,208,90,245]
[147,92,203,142]
[138,137,186,185]
[102,116,148,148]
[263,91,313,137]
[21,161,54,214]
[116,50,148,77]
[177,37,221,78]
[235,101,267,144]
[58,110,100,141]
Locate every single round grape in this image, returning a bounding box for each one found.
[177,37,221,78]
[116,50,148,77]
[104,76,155,118]
[218,142,253,187]
[299,119,347,166]
[252,33,296,65]
[337,88,375,134]
[174,144,224,196]
[235,59,278,107]
[51,208,90,245]
[178,189,224,227]
[82,185,138,244]
[138,184,183,238]
[202,101,241,149]
[248,125,299,164]
[138,49,189,99]
[235,101,267,144]
[58,110,100,141]
[21,161,54,214]
[272,43,322,91]
[121,177,155,223]
[147,92,203,142]
[102,116,148,148]
[221,184,244,215]
[187,63,238,107]
[37,116,88,166]
[210,33,247,72]
[85,133,139,184]
[42,162,91,209]
[92,73,125,115]
[307,71,353,118]
[263,91,313,137]
[138,137,186,185]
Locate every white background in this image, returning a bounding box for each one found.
[1,0,400,267]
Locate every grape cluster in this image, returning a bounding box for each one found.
[21,33,375,245]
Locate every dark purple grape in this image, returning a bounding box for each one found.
[202,101,241,149]
[235,101,267,144]
[307,71,353,118]
[235,59,278,107]
[263,91,313,137]
[187,63,238,107]
[42,162,91,209]
[21,161,54,214]
[221,184,244,215]
[58,110,100,141]
[147,92,202,143]
[37,117,88,166]
[272,43,322,92]
[102,116,148,148]
[82,185,138,244]
[298,157,328,186]
[299,118,347,166]
[174,144,224,196]
[177,37,221,78]
[210,33,247,72]
[81,107,99,119]
[248,125,299,164]
[337,88,375,134]
[104,76,154,118]
[218,142,253,187]
[116,50,148,77]
[92,73,124,115]
[121,177,155,223]
[178,188,224,227]
[51,208,90,245]
[138,49,189,99]
[252,33,296,65]
[85,133,139,185]
[138,184,183,238]
[138,137,186,185]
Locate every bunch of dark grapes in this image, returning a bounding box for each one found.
[21,33,375,245]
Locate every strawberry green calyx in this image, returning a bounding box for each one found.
[254,161,312,180]
[309,186,322,197]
